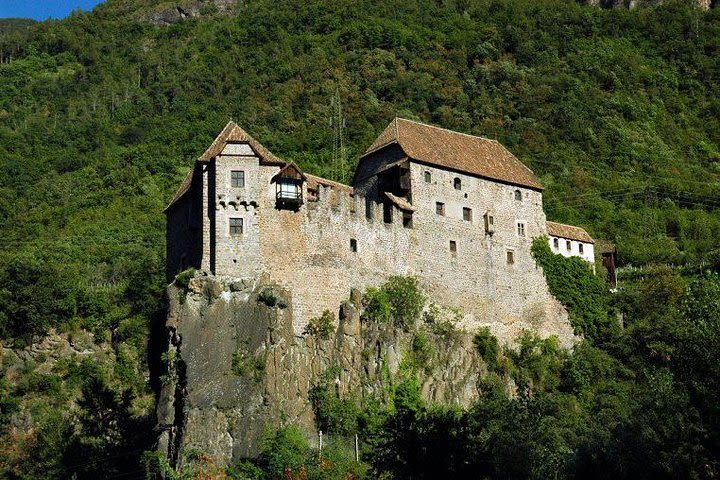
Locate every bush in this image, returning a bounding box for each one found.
[474,327,501,371]
[308,368,359,436]
[174,268,195,289]
[362,276,426,329]
[257,287,288,309]
[304,310,335,339]
[232,349,265,383]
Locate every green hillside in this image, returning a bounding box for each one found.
[1,0,719,478]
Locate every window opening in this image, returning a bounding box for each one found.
[506,250,514,264]
[517,222,525,237]
[463,207,472,221]
[454,177,462,190]
[436,202,445,216]
[231,170,245,188]
[450,240,457,257]
[424,171,432,183]
[350,239,357,252]
[514,189,522,201]
[229,218,243,235]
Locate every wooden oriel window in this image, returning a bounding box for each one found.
[229,218,243,235]
[231,170,245,188]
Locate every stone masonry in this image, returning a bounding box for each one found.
[165,118,586,346]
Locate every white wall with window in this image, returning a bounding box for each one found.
[548,235,594,264]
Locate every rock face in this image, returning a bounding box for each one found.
[142,0,237,26]
[156,274,486,467]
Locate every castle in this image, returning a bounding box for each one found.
[165,118,593,343]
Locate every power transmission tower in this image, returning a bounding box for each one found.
[329,87,347,183]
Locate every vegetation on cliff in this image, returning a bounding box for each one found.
[1,0,720,478]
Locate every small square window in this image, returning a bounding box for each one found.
[402,211,413,228]
[566,240,572,251]
[231,170,245,188]
[506,250,514,265]
[517,222,525,237]
[229,217,243,235]
[454,177,462,190]
[553,238,559,249]
[350,239,357,252]
[579,243,584,254]
[436,202,445,216]
[450,240,457,257]
[463,207,472,221]
[424,171,432,183]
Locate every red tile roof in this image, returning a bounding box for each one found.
[363,118,543,190]
[546,221,594,244]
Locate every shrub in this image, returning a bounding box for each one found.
[174,268,195,289]
[232,349,265,383]
[308,368,359,436]
[474,327,501,371]
[408,331,434,372]
[257,287,287,309]
[304,310,335,339]
[422,304,461,340]
[362,276,426,329]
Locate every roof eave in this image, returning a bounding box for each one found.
[407,158,544,191]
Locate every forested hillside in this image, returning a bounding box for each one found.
[1,0,719,478]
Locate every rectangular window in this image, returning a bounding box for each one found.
[566,240,572,251]
[231,170,245,188]
[506,250,514,265]
[229,218,243,235]
[402,211,413,228]
[450,240,457,257]
[436,202,445,216]
[553,238,559,249]
[463,207,472,221]
[350,239,357,252]
[517,222,525,237]
[579,243,584,254]
[424,171,432,183]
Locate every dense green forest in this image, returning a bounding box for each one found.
[0,0,719,478]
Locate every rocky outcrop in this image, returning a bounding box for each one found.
[142,0,237,26]
[156,274,486,468]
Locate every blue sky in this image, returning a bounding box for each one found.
[0,0,104,20]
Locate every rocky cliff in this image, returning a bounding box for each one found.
[156,274,489,468]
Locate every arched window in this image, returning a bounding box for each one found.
[514,189,522,201]
[454,177,462,190]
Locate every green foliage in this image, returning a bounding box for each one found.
[257,287,288,309]
[532,237,618,344]
[407,330,434,373]
[362,276,425,329]
[308,368,359,436]
[232,348,266,383]
[304,310,335,340]
[174,268,195,289]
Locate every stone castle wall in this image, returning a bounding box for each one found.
[206,156,571,345]
[174,144,575,346]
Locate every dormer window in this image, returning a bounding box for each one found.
[273,163,306,210]
[454,177,462,190]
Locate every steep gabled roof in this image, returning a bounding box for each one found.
[165,122,287,213]
[164,168,194,212]
[546,221,594,244]
[198,121,285,165]
[362,118,543,190]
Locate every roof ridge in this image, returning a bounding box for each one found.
[395,117,497,143]
[547,220,588,229]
